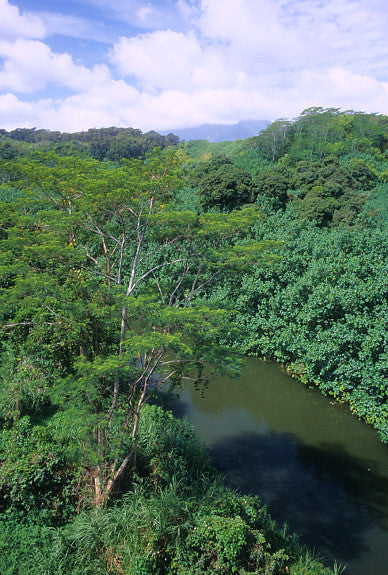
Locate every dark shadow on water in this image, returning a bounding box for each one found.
[297,441,388,528]
[207,430,388,567]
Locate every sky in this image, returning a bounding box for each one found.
[0,0,387,132]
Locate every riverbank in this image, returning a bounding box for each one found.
[280,357,388,443]
[176,357,388,575]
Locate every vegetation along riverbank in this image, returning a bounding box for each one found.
[0,107,386,573]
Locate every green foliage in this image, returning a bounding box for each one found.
[0,137,19,160]
[0,147,267,509]
[365,182,388,226]
[198,160,254,211]
[251,153,380,224]
[172,186,202,212]
[244,108,387,166]
[0,126,180,161]
[231,212,388,441]
[182,139,244,161]
[181,139,212,159]
[173,489,292,575]
[0,517,56,575]
[233,149,271,178]
[0,406,333,575]
[290,156,375,226]
[0,347,52,423]
[0,111,385,573]
[0,416,76,522]
[256,165,292,211]
[245,119,292,162]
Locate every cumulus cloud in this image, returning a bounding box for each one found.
[0,0,387,131]
[0,0,45,40]
[105,0,387,125]
[111,30,235,91]
[0,39,111,94]
[297,67,388,112]
[197,0,304,76]
[112,31,202,90]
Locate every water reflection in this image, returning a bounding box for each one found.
[173,358,388,575]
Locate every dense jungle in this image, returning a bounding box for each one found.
[0,107,386,574]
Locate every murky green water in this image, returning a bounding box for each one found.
[176,358,388,575]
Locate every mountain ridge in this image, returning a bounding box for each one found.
[161,119,270,143]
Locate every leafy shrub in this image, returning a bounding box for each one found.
[0,417,76,522]
[0,516,55,575]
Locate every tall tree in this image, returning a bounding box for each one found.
[0,150,271,507]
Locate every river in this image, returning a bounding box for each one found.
[174,358,388,575]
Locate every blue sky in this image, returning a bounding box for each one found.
[0,0,387,131]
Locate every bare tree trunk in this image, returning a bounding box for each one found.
[93,467,104,508]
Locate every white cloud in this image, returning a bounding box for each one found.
[91,0,185,31]
[0,93,32,120]
[111,30,236,91]
[48,81,141,130]
[39,12,110,43]
[0,0,387,131]
[199,0,304,69]
[1,65,386,133]
[296,67,388,112]
[177,0,201,23]
[0,80,141,131]
[0,39,110,94]
[0,0,110,44]
[136,4,154,22]
[0,0,45,40]
[112,30,202,90]
[279,0,388,77]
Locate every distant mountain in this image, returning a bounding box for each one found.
[161,119,270,143]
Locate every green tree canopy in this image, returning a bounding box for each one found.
[0,149,272,508]
[199,160,254,211]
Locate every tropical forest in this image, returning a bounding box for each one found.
[0,107,387,574]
